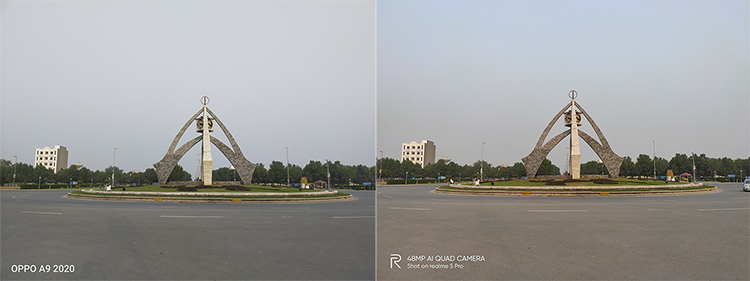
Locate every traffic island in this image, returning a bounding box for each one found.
[67,186,354,203]
[435,180,718,197]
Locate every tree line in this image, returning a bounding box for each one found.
[376,153,750,181]
[0,159,375,187]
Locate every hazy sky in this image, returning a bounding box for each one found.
[378,0,749,170]
[1,1,376,173]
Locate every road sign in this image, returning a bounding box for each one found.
[728,174,736,178]
[363,182,371,186]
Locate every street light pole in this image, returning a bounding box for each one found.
[691,152,696,183]
[286,147,290,187]
[481,141,486,182]
[405,171,408,185]
[652,140,656,180]
[38,176,41,189]
[379,151,383,184]
[13,156,17,187]
[112,148,118,188]
[325,159,331,190]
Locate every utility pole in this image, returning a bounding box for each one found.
[652,140,656,180]
[691,152,696,183]
[379,151,383,184]
[13,156,17,187]
[286,147,290,187]
[326,159,331,190]
[112,148,118,188]
[481,141,486,182]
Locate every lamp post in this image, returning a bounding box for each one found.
[13,156,17,187]
[325,159,331,190]
[481,141,486,182]
[286,147,290,187]
[379,151,383,184]
[38,176,41,189]
[691,152,696,183]
[112,148,117,188]
[69,178,71,189]
[405,171,408,185]
[652,140,656,180]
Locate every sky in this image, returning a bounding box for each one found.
[377,0,749,171]
[1,1,376,174]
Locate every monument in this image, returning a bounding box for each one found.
[153,96,256,185]
[522,90,623,179]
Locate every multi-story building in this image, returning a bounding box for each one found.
[34,145,68,173]
[401,140,436,168]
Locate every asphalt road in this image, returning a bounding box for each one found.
[1,189,375,280]
[377,183,749,280]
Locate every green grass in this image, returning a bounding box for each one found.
[99,185,318,193]
[439,185,713,192]
[477,178,690,187]
[70,190,350,199]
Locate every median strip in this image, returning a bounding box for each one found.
[160,215,223,218]
[388,207,430,211]
[21,211,62,215]
[528,210,589,213]
[697,207,749,211]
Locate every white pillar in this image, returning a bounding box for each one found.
[201,105,213,185]
[570,99,581,179]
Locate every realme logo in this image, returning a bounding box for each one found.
[390,254,401,269]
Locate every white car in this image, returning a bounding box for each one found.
[744,179,750,192]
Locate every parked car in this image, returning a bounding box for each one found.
[743,179,750,192]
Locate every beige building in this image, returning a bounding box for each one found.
[34,145,68,173]
[401,140,436,168]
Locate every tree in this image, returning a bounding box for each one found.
[581,161,606,175]
[267,161,287,184]
[537,159,561,176]
[303,160,326,182]
[619,156,635,177]
[212,167,234,181]
[377,157,402,179]
[168,164,191,182]
[252,163,269,183]
[143,168,158,184]
[634,154,653,177]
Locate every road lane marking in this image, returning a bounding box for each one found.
[21,211,62,215]
[332,216,375,219]
[388,207,430,211]
[528,210,589,213]
[160,215,223,218]
[58,203,83,206]
[697,208,750,211]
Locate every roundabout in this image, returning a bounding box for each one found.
[435,179,717,197]
[68,188,354,203]
[66,184,354,203]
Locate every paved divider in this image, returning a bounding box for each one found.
[435,183,719,197]
[67,189,354,203]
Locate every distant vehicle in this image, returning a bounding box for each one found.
[744,179,750,192]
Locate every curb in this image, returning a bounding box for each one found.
[66,193,356,204]
[434,187,720,197]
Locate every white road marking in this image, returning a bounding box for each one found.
[21,211,62,215]
[160,215,223,218]
[58,203,83,206]
[697,208,750,211]
[388,207,429,211]
[528,209,590,213]
[332,216,375,219]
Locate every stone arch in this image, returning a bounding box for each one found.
[153,107,256,184]
[522,100,622,178]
